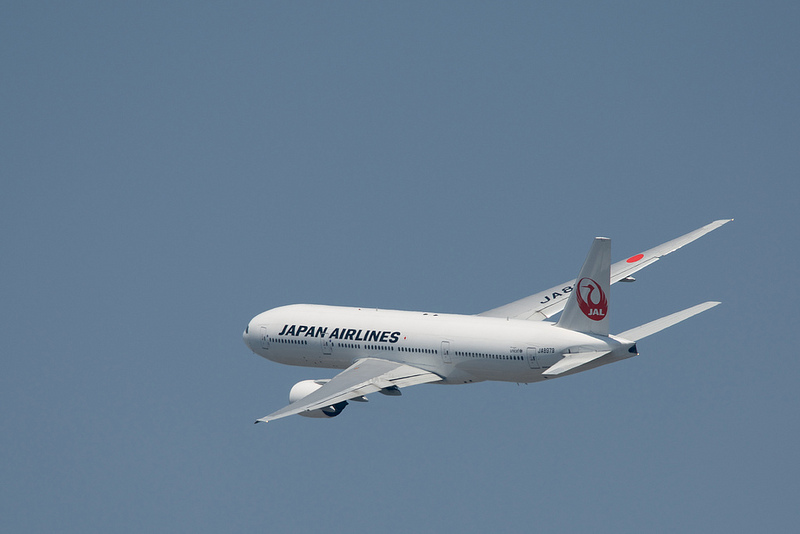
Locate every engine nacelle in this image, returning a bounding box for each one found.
[288,379,348,418]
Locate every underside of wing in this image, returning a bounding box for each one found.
[478,219,731,321]
[256,358,442,423]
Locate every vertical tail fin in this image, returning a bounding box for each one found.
[556,237,611,336]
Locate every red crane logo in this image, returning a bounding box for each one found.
[576,277,608,321]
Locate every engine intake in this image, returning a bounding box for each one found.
[288,379,348,418]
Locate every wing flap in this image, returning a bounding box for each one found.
[256,358,442,423]
[542,351,611,376]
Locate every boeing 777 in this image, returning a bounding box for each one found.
[243,219,731,423]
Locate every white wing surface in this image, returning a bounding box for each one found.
[617,301,721,342]
[478,219,732,321]
[542,351,612,377]
[255,358,442,423]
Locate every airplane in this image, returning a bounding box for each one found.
[243,219,732,423]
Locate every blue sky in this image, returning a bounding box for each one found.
[2,2,798,532]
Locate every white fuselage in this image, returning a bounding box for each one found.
[243,304,637,384]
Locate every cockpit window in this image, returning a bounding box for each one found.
[245,325,249,334]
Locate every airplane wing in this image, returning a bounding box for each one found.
[255,358,442,423]
[478,219,732,321]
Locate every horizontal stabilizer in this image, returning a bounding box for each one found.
[617,301,720,342]
[543,351,611,377]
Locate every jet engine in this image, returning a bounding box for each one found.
[288,379,348,418]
